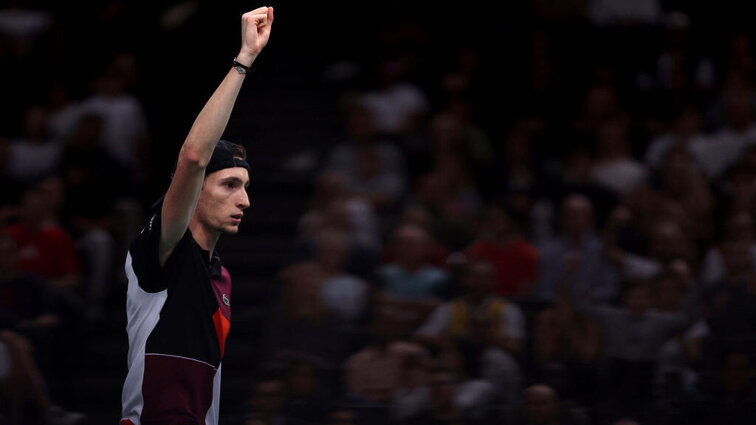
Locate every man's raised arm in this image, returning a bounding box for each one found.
[159,6,274,265]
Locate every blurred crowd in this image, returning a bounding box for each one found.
[3,0,756,425]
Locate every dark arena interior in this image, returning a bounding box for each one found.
[2,1,756,424]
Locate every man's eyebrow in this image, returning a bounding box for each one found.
[222,176,250,187]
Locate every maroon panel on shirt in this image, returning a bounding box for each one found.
[140,354,216,425]
[211,266,232,322]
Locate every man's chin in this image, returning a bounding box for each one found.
[221,225,241,235]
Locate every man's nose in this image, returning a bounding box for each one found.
[238,190,250,209]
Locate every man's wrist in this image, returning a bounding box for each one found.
[235,51,256,67]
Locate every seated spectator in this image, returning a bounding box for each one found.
[415,153,483,237]
[361,57,429,139]
[645,103,708,169]
[4,105,63,184]
[323,100,407,227]
[80,53,150,182]
[685,351,756,425]
[505,384,588,425]
[280,353,330,425]
[266,262,345,367]
[590,118,648,196]
[325,98,406,185]
[700,240,756,340]
[348,142,407,223]
[701,211,756,286]
[344,307,431,406]
[3,176,81,290]
[326,405,358,425]
[654,272,709,397]
[533,297,601,401]
[244,367,288,425]
[574,280,697,420]
[0,331,85,425]
[690,91,756,178]
[377,224,450,335]
[390,204,452,269]
[402,368,464,425]
[0,233,84,425]
[314,228,370,324]
[299,170,379,254]
[416,258,526,405]
[465,202,540,298]
[61,113,121,318]
[655,146,714,240]
[0,233,79,340]
[537,194,620,301]
[605,211,695,281]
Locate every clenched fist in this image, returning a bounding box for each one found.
[237,6,274,66]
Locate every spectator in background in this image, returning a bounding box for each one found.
[326,405,357,425]
[590,118,648,196]
[719,161,756,216]
[506,384,588,425]
[362,56,429,140]
[47,83,83,143]
[572,84,627,137]
[533,296,601,402]
[402,367,464,425]
[391,204,452,269]
[645,104,708,169]
[278,354,330,425]
[299,170,379,253]
[0,331,85,425]
[696,91,756,178]
[61,113,120,318]
[588,0,661,26]
[3,176,81,290]
[0,233,84,425]
[244,368,287,425]
[0,2,52,57]
[653,272,708,397]
[442,98,494,178]
[344,307,430,408]
[326,97,405,185]
[465,202,539,298]
[315,228,370,325]
[654,146,714,240]
[605,206,696,282]
[537,194,620,301]
[4,105,62,184]
[416,258,526,406]
[700,240,756,340]
[498,117,545,193]
[80,52,150,182]
[700,211,756,286]
[415,152,483,237]
[268,262,345,367]
[573,280,697,422]
[0,233,78,342]
[376,224,450,335]
[686,351,756,425]
[324,98,406,226]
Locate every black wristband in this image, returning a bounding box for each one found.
[232,58,251,74]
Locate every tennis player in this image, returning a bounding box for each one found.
[120,6,273,425]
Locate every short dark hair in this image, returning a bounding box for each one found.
[231,143,247,160]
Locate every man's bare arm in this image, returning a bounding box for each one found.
[159,6,274,265]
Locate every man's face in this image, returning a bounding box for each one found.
[195,167,250,234]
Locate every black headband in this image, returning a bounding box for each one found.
[206,139,251,177]
[151,140,251,211]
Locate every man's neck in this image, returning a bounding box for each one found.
[188,221,220,260]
